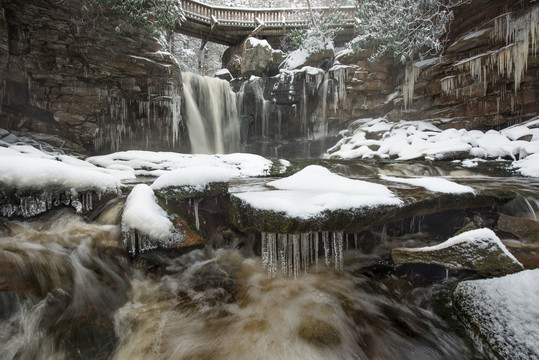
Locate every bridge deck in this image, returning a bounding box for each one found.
[178,0,357,48]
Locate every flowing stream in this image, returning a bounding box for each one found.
[0,207,482,360]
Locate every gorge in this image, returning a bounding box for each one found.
[1,0,539,359]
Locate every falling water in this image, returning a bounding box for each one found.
[182,72,240,154]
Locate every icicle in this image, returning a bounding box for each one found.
[193,198,201,230]
[403,63,419,109]
[313,232,319,272]
[332,232,344,271]
[261,232,269,269]
[292,234,300,280]
[279,234,288,276]
[268,233,277,278]
[301,233,308,273]
[322,231,330,266]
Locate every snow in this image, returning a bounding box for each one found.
[411,228,520,263]
[326,117,539,176]
[413,57,439,68]
[461,28,490,41]
[121,184,173,241]
[151,166,234,191]
[454,269,539,359]
[233,165,402,219]
[215,68,232,77]
[512,153,539,177]
[246,37,272,50]
[380,175,475,194]
[0,155,121,194]
[87,151,276,179]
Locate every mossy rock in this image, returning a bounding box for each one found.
[154,182,229,201]
[392,229,523,277]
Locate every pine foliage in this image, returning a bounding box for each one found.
[83,0,185,33]
[350,0,465,64]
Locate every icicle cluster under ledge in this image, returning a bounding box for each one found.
[261,232,345,279]
[0,191,96,218]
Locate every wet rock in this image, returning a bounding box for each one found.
[0,0,184,153]
[215,68,233,81]
[298,318,341,348]
[392,228,523,277]
[153,181,229,201]
[496,213,539,242]
[452,269,539,360]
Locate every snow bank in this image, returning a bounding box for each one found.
[87,151,276,178]
[454,269,539,359]
[151,166,234,191]
[121,184,173,241]
[380,175,475,194]
[326,117,539,176]
[234,165,402,219]
[0,155,121,194]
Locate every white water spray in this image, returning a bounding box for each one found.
[182,72,240,154]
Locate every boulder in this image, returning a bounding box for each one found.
[452,269,539,360]
[392,228,523,276]
[241,37,274,77]
[496,213,539,241]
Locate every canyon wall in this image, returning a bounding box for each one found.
[0,0,185,153]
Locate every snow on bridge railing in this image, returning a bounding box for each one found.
[180,0,356,29]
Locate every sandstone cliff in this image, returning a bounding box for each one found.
[0,0,185,153]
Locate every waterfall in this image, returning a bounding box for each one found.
[182,72,240,154]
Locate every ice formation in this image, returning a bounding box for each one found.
[261,231,345,279]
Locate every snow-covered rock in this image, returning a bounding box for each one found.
[392,228,523,276]
[231,165,402,232]
[121,184,179,254]
[0,154,122,217]
[326,117,539,176]
[86,151,277,179]
[453,269,539,360]
[150,166,233,200]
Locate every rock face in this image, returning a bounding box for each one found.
[335,0,539,131]
[230,0,539,154]
[453,269,539,360]
[392,228,523,277]
[0,0,185,154]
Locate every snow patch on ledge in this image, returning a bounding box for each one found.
[0,155,121,194]
[233,165,402,219]
[410,228,520,264]
[380,175,475,194]
[122,184,173,241]
[151,166,234,191]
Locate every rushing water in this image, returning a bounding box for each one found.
[0,208,482,360]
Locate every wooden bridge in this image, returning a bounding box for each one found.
[177,0,357,48]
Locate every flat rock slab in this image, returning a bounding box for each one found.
[229,166,515,234]
[453,269,539,360]
[392,228,523,277]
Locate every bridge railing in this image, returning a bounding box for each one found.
[180,0,356,29]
